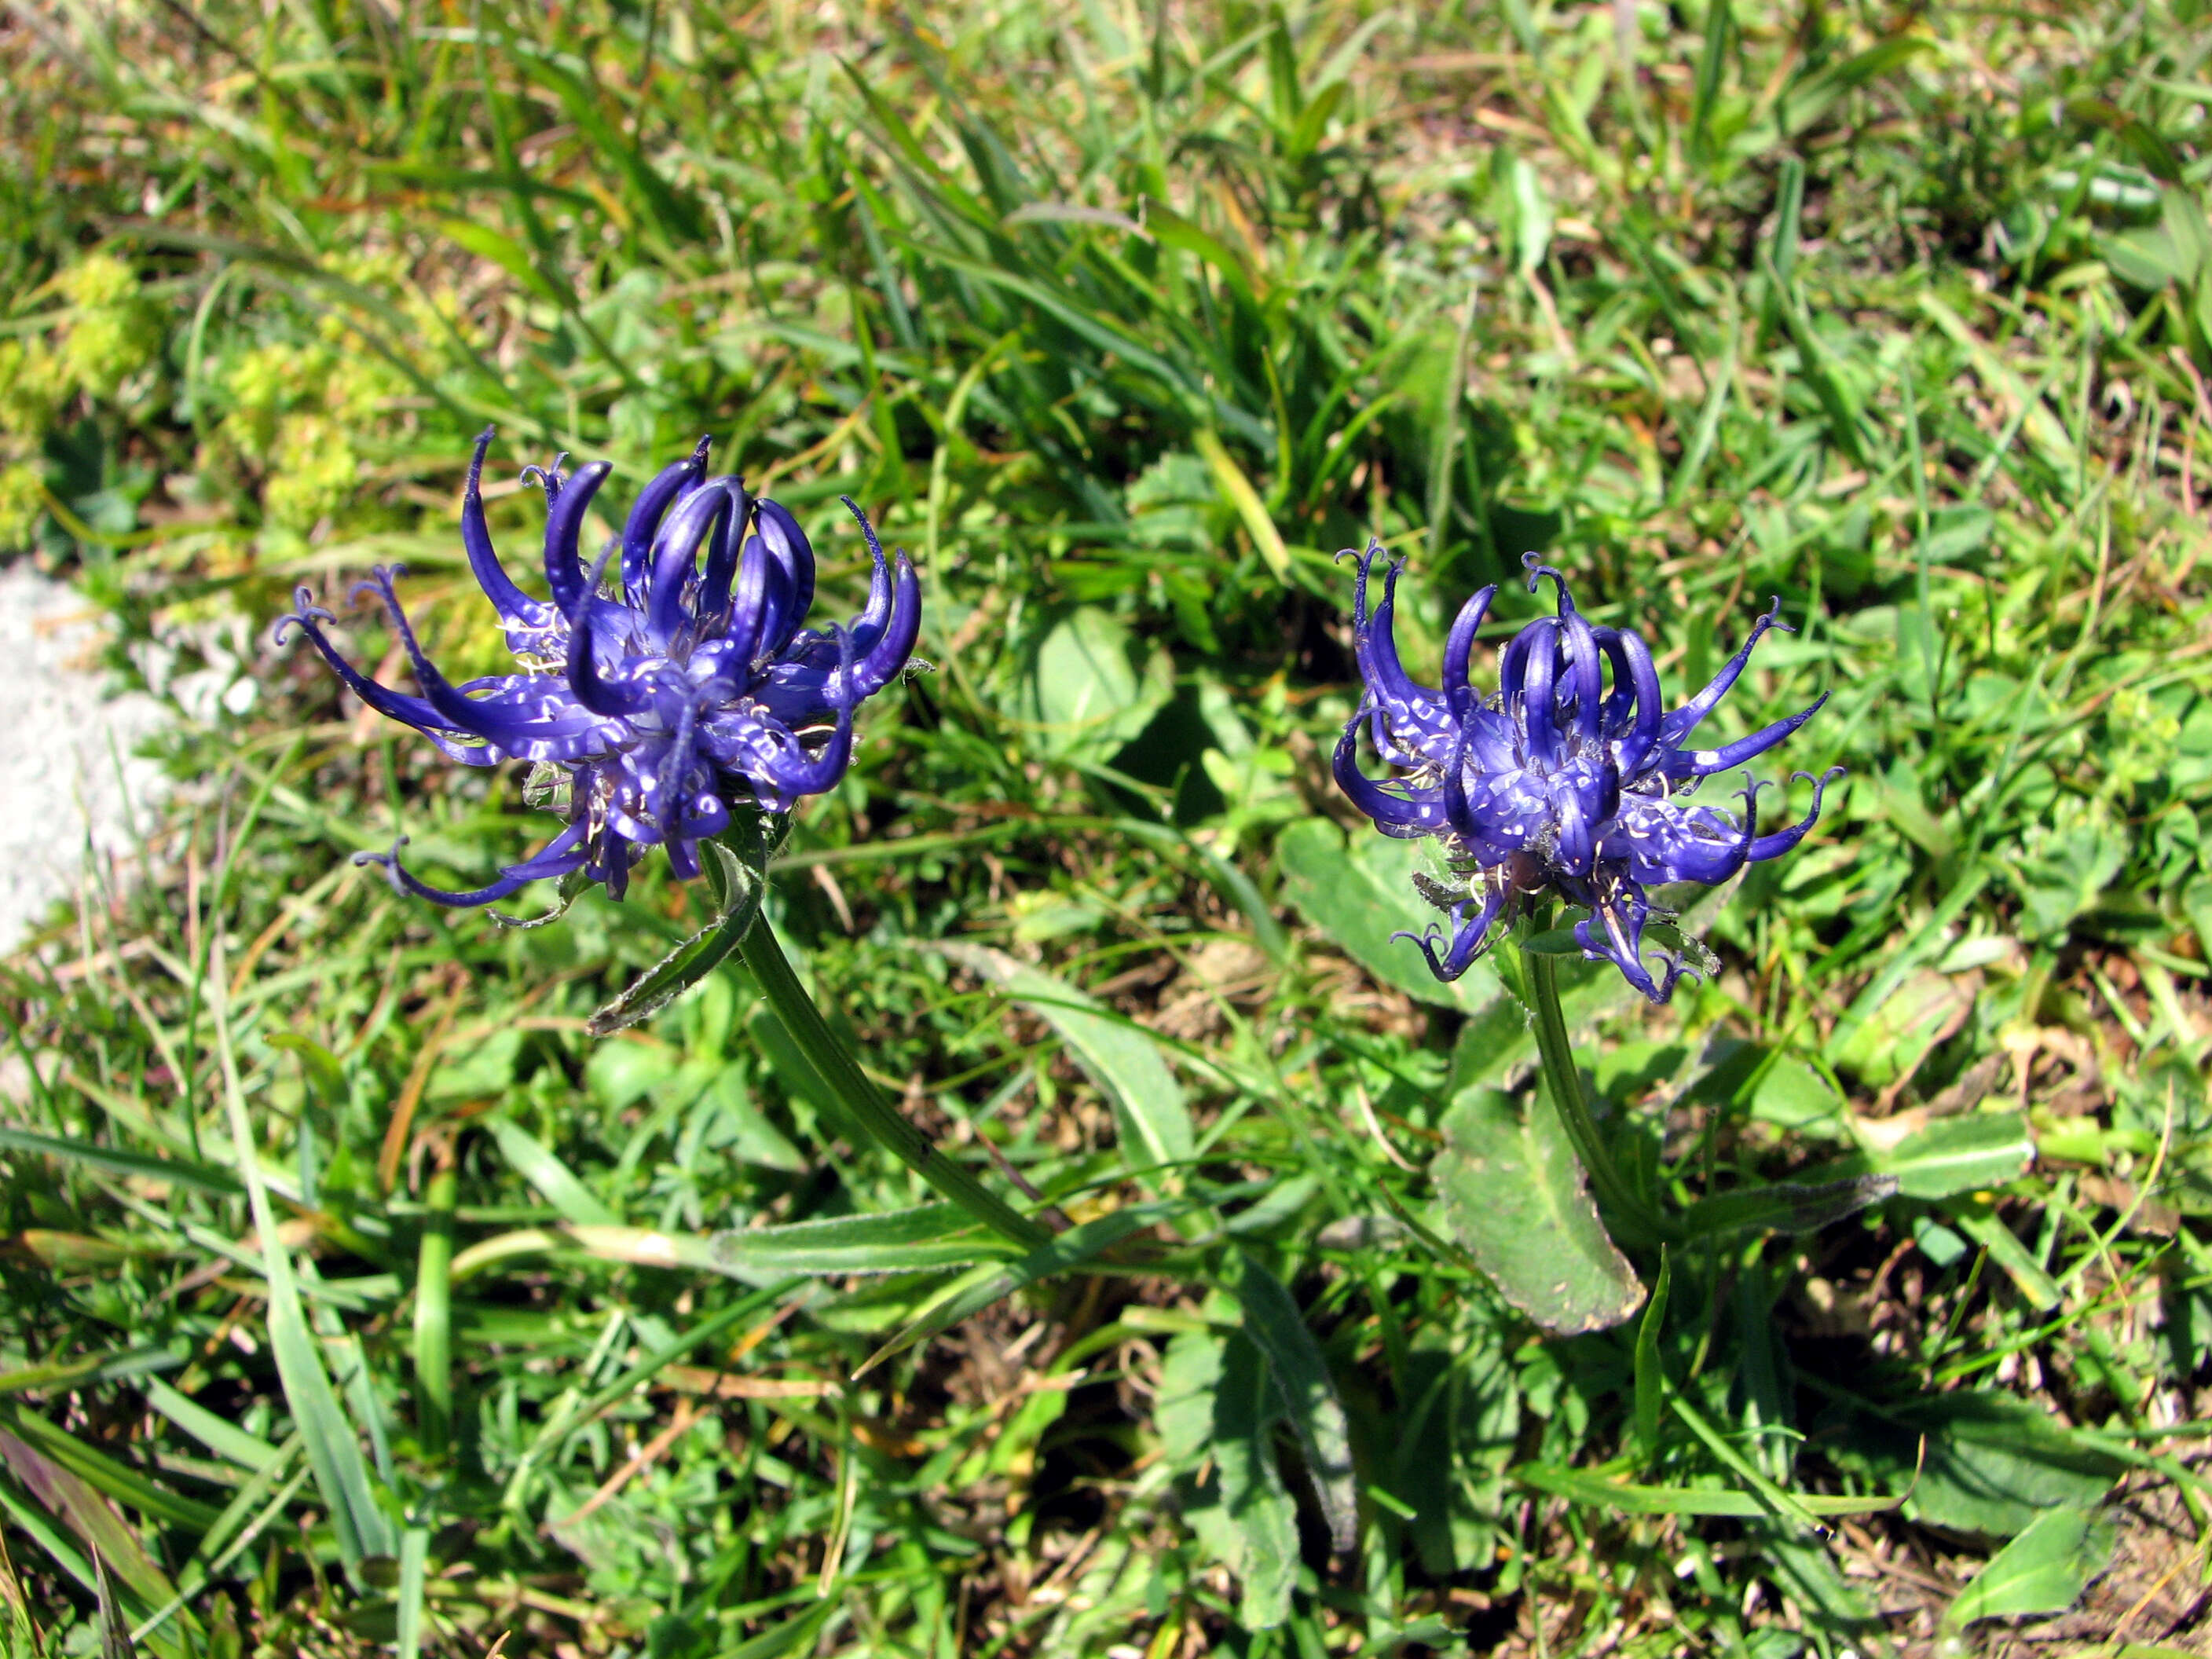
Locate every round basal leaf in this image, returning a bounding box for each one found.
[1435,1085,1646,1335]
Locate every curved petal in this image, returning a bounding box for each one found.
[1394,883,1505,981]
[1662,693,1829,780]
[1547,767,1597,877]
[843,500,895,644]
[1334,726,1449,837]
[1441,584,1497,720]
[758,499,818,647]
[1618,782,1758,886]
[275,586,497,767]
[622,436,712,598]
[654,698,701,835]
[355,569,600,759]
[1517,619,1562,767]
[723,528,771,670]
[566,547,655,719]
[1573,884,1692,1005]
[1605,625,1664,775]
[1355,558,1453,746]
[1657,598,1790,747]
[541,461,615,617]
[696,479,753,623]
[1556,602,1603,749]
[759,629,857,797]
[1496,615,1554,708]
[646,480,736,646]
[1522,552,1578,613]
[461,427,552,629]
[355,825,588,908]
[845,548,920,701]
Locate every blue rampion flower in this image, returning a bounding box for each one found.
[276,429,919,907]
[1332,548,1840,1003]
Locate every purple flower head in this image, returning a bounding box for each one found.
[276,428,920,909]
[1332,548,1840,1003]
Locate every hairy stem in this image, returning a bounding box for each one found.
[1521,943,1679,1249]
[735,922,1053,1251]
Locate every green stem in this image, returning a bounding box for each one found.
[412,1162,456,1461]
[735,923,1053,1251]
[1520,945,1679,1249]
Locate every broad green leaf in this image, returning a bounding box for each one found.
[1821,1389,2123,1536]
[1681,1174,1897,1240]
[1804,1111,2034,1201]
[1434,1084,1645,1335]
[936,943,1195,1183]
[1943,1506,2117,1629]
[1024,607,1174,761]
[486,1119,620,1228]
[1157,1328,1298,1629]
[711,1206,1014,1277]
[1275,819,1505,1012]
[1223,1250,1358,1553]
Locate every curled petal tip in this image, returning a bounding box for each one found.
[1521,553,1574,610]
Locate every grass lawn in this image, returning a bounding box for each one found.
[3,1,2212,1654]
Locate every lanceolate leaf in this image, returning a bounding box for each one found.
[485,1119,620,1228]
[210,954,394,1571]
[0,1422,179,1604]
[1682,1174,1898,1240]
[855,1199,1193,1378]
[1514,1463,1905,1518]
[1157,1328,1299,1630]
[1223,1249,1359,1554]
[1803,1111,2034,1201]
[589,827,778,1037]
[712,1206,1016,1277]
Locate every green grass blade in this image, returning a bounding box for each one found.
[934,942,1196,1187]
[208,938,394,1569]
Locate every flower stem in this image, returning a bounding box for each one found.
[735,922,1054,1251]
[1519,944,1679,1249]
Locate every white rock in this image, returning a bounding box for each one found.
[0,563,169,957]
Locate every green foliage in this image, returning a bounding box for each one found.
[2,0,2212,1654]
